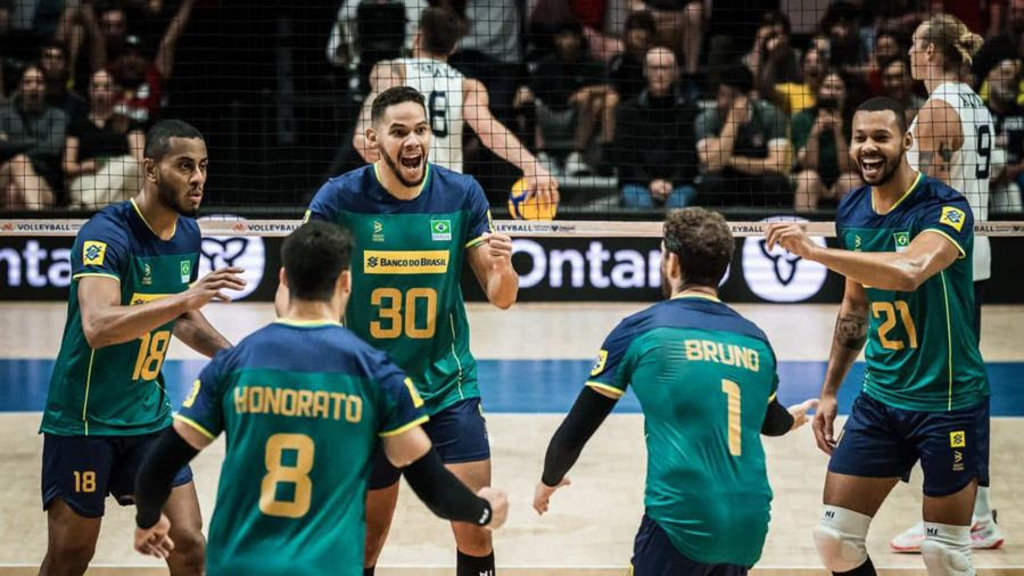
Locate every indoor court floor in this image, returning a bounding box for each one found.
[0,301,1021,575]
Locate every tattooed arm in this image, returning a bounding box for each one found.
[812,278,868,454]
[914,99,964,185]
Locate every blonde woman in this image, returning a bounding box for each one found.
[889,13,1004,554]
[64,69,144,210]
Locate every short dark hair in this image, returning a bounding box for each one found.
[720,64,754,94]
[144,119,205,161]
[624,10,656,34]
[419,7,464,56]
[371,86,427,125]
[855,96,908,134]
[663,208,734,287]
[281,221,353,302]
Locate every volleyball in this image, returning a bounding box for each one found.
[508,178,557,221]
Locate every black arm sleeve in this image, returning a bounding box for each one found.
[541,387,618,487]
[134,427,199,529]
[403,448,493,526]
[761,397,795,436]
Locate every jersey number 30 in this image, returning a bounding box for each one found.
[371,287,438,339]
[260,433,314,518]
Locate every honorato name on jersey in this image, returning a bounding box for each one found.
[684,339,761,372]
[232,385,363,423]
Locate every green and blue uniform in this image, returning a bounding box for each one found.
[41,199,199,517]
[176,320,426,576]
[588,294,782,568]
[829,174,991,496]
[305,163,493,485]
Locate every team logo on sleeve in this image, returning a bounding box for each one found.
[939,207,966,232]
[590,350,608,376]
[430,219,452,241]
[893,232,910,253]
[950,430,966,448]
[83,241,107,266]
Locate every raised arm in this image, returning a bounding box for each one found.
[466,233,518,310]
[172,309,231,357]
[766,222,961,292]
[463,78,559,205]
[79,267,244,349]
[353,61,404,163]
[154,0,198,81]
[913,99,964,185]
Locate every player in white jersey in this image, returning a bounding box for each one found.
[354,6,559,210]
[890,13,1006,553]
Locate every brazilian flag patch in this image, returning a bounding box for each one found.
[939,206,966,232]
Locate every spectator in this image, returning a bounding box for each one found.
[986,58,1024,213]
[515,20,618,176]
[774,46,825,116]
[821,2,865,72]
[792,70,863,211]
[696,65,791,207]
[609,11,657,103]
[972,0,1024,84]
[110,0,197,126]
[38,43,87,124]
[628,0,704,81]
[615,47,697,208]
[0,65,67,209]
[53,2,106,92]
[745,11,801,99]
[864,28,906,95]
[64,70,145,210]
[451,0,524,121]
[880,57,925,123]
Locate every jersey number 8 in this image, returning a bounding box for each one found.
[260,433,314,518]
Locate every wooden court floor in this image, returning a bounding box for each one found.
[0,303,1021,574]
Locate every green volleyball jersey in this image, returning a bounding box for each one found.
[41,199,200,436]
[306,163,492,415]
[836,174,989,412]
[588,294,781,567]
[176,320,426,576]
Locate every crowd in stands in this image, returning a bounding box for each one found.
[2,0,1023,215]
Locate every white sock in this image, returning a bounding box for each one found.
[973,486,992,520]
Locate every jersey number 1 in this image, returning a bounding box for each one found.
[260,433,314,518]
[721,379,742,457]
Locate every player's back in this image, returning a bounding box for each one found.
[908,81,994,279]
[836,175,989,411]
[191,320,426,576]
[43,200,200,436]
[398,57,465,172]
[589,295,779,566]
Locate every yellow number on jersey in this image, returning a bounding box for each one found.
[721,379,742,457]
[872,301,918,350]
[370,287,438,339]
[132,330,171,381]
[260,433,314,518]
